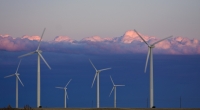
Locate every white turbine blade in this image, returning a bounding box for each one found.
[134,29,149,46]
[16,59,22,73]
[91,72,98,88]
[37,28,46,50]
[109,87,114,97]
[55,87,64,89]
[16,75,24,86]
[145,48,150,73]
[66,90,69,99]
[4,74,15,78]
[99,68,111,72]
[89,59,97,71]
[65,79,72,88]
[151,36,173,46]
[18,51,35,58]
[38,52,51,70]
[116,85,125,86]
[110,76,115,86]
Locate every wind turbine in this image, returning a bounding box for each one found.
[55,79,72,108]
[134,29,172,108]
[18,28,51,107]
[109,76,125,108]
[90,59,111,108]
[4,59,24,108]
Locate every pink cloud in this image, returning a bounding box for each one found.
[81,36,113,42]
[154,40,171,49]
[22,35,41,41]
[53,36,74,43]
[0,30,200,55]
[0,34,10,38]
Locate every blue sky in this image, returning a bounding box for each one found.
[0,0,200,40]
[1,0,200,108]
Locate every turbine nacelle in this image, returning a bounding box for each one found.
[35,50,42,53]
[149,45,155,48]
[15,73,20,76]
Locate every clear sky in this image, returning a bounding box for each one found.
[0,0,200,41]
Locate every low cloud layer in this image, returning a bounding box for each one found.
[0,30,200,55]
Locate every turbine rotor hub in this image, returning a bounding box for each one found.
[149,45,155,48]
[36,50,42,53]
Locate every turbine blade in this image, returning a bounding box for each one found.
[37,28,46,50]
[116,85,125,86]
[145,48,150,73]
[65,79,72,88]
[4,74,15,78]
[110,76,115,85]
[99,68,111,72]
[66,90,69,99]
[91,72,98,88]
[151,36,173,46]
[38,52,51,70]
[134,29,150,46]
[55,87,64,89]
[18,51,35,58]
[89,59,97,71]
[109,87,114,97]
[16,75,24,86]
[16,59,22,73]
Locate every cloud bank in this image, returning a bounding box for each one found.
[0,30,200,55]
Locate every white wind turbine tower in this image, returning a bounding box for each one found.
[90,59,111,108]
[109,75,125,108]
[4,59,24,108]
[18,28,51,107]
[55,79,72,108]
[134,29,172,108]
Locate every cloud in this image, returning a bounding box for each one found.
[81,36,113,42]
[53,36,74,43]
[22,35,41,41]
[0,31,200,55]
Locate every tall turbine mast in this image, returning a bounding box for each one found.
[18,28,51,108]
[56,79,72,108]
[90,59,111,108]
[134,29,172,108]
[109,76,125,108]
[4,59,24,108]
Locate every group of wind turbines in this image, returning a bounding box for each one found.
[4,28,52,108]
[4,28,72,108]
[89,59,125,108]
[89,29,172,108]
[4,28,172,108]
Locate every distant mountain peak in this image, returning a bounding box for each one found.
[115,30,155,43]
